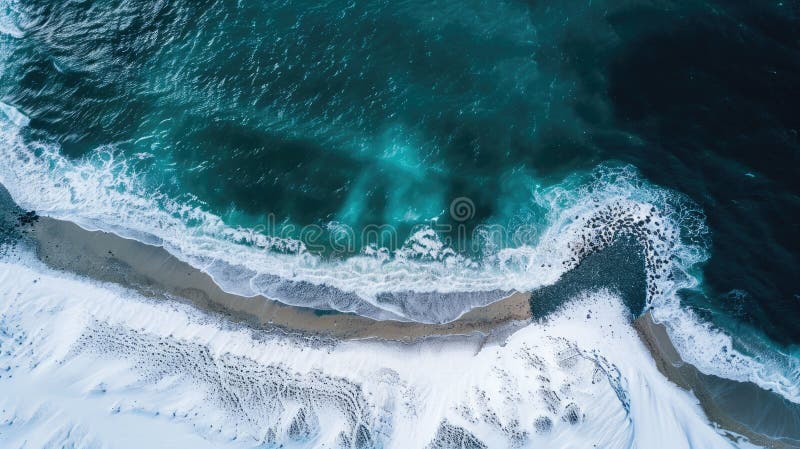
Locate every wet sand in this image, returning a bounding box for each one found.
[635,313,800,448]
[29,216,532,341]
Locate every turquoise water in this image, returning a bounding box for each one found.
[0,0,798,379]
[2,0,615,247]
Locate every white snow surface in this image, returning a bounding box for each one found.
[0,254,747,449]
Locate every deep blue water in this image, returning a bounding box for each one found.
[0,0,798,345]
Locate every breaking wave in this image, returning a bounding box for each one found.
[2,98,800,405]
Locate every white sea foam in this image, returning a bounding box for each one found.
[0,105,697,313]
[0,2,23,40]
[1,99,799,404]
[0,101,27,126]
[0,254,750,449]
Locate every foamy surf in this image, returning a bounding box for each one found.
[0,254,751,449]
[0,101,798,406]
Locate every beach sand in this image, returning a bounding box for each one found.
[29,216,532,341]
[635,312,800,448]
[6,196,799,447]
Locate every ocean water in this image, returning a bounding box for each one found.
[0,0,798,447]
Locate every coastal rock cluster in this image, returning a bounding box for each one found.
[560,198,702,311]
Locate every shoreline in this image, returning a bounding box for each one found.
[635,313,800,449]
[4,191,799,447]
[28,215,533,341]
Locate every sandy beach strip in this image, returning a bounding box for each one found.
[28,215,532,341]
[635,312,800,448]
[6,192,800,447]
